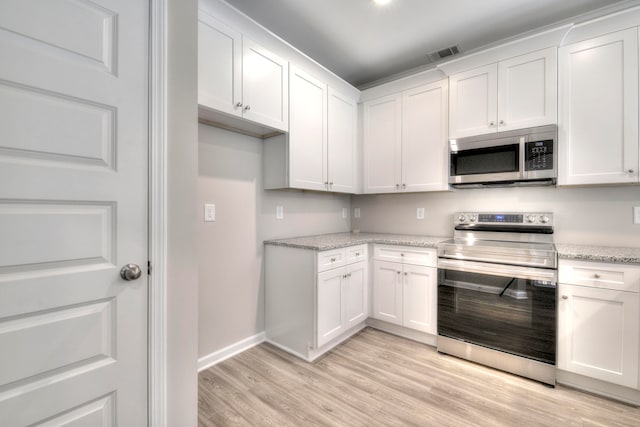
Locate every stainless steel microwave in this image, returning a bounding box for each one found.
[448,124,557,188]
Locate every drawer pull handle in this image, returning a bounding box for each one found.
[593,274,601,279]
[562,295,568,300]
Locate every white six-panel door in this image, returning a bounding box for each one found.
[0,0,149,425]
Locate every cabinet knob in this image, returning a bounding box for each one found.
[404,272,408,276]
[396,184,400,189]
[628,169,635,173]
[489,121,495,126]
[397,271,401,275]
[400,253,404,257]
[235,102,243,108]
[499,120,505,125]
[402,183,406,189]
[593,274,600,279]
[330,258,336,262]
[355,252,360,256]
[244,105,251,111]
[562,295,568,300]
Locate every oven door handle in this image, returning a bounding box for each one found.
[437,258,557,282]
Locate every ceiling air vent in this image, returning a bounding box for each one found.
[427,45,461,63]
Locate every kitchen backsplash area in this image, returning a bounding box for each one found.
[351,185,640,247]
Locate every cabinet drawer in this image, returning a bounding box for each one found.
[373,245,436,267]
[559,260,640,292]
[317,248,346,272]
[346,244,368,264]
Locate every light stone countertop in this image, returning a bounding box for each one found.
[264,232,450,251]
[556,243,640,265]
[265,232,640,265]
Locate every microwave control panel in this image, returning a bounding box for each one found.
[525,139,554,171]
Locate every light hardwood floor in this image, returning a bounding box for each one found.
[199,328,640,426]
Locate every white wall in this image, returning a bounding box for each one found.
[167,0,199,425]
[352,186,640,247]
[197,124,351,358]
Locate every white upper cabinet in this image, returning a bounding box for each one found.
[264,66,357,193]
[363,79,448,194]
[363,93,402,193]
[401,81,449,192]
[198,13,241,117]
[558,28,639,185]
[288,65,327,191]
[327,88,357,193]
[198,10,288,133]
[449,47,557,138]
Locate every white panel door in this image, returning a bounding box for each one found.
[498,47,557,131]
[558,284,640,389]
[402,265,437,334]
[327,88,357,193]
[558,28,639,185]
[317,269,345,348]
[242,38,288,132]
[289,66,327,191]
[402,80,449,192]
[363,94,402,193]
[198,10,242,117]
[449,63,498,138]
[0,1,148,425]
[344,262,368,328]
[372,261,403,325]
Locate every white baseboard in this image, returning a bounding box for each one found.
[198,332,266,372]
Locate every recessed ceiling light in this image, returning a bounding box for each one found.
[373,0,392,5]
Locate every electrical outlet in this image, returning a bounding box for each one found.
[276,205,284,220]
[342,208,348,219]
[354,207,361,218]
[416,207,425,220]
[204,203,215,222]
[634,206,640,224]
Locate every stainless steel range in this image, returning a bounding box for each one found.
[437,212,557,385]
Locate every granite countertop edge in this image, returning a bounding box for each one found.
[265,233,640,265]
[264,232,450,251]
[556,243,640,265]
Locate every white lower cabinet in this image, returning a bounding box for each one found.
[558,260,640,390]
[372,245,437,335]
[265,244,368,361]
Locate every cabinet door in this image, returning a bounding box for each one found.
[289,66,327,191]
[498,47,557,131]
[344,262,368,328]
[402,264,437,334]
[402,80,449,192]
[317,269,345,348]
[558,28,639,185]
[242,38,289,131]
[363,94,402,193]
[372,260,403,325]
[327,88,357,193]
[558,283,639,389]
[197,12,242,117]
[449,63,498,138]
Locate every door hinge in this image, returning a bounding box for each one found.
[147,260,152,276]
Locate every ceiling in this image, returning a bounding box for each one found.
[225,0,634,88]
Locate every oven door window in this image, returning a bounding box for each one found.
[438,268,556,364]
[450,143,519,176]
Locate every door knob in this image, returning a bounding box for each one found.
[120,264,142,281]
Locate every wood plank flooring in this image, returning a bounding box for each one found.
[199,328,640,426]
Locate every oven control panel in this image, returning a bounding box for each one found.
[455,212,553,227]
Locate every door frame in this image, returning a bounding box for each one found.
[149,0,168,424]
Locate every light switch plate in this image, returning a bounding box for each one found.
[276,205,284,220]
[354,207,361,218]
[204,203,215,222]
[342,207,348,219]
[634,206,640,224]
[416,207,425,220]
